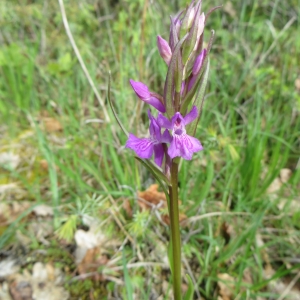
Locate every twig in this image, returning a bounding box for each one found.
[68,262,168,283]
[69,272,124,284]
[186,211,251,224]
[105,261,169,272]
[57,0,110,122]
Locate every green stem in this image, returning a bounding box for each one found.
[169,160,182,300]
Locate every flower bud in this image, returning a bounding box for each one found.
[187,7,196,28]
[129,79,150,100]
[129,79,166,113]
[192,48,206,75]
[180,1,197,37]
[157,36,172,65]
[169,16,181,51]
[187,74,197,91]
[193,12,205,51]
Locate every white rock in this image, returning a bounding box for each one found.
[0,259,20,279]
[33,205,53,217]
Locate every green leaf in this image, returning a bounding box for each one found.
[135,157,171,187]
[56,215,77,242]
[107,72,128,136]
[122,249,133,300]
[168,238,174,276]
[183,274,194,300]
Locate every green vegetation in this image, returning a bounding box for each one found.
[0,0,299,299]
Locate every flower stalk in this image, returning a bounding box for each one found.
[169,161,181,300]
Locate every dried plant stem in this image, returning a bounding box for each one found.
[169,161,182,300]
[57,0,110,122]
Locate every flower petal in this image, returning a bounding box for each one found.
[154,144,164,167]
[168,136,182,159]
[168,134,203,160]
[125,133,154,159]
[148,110,162,140]
[161,129,172,143]
[171,112,184,127]
[181,135,203,160]
[183,106,198,125]
[130,80,166,112]
[147,96,166,113]
[129,79,150,100]
[157,113,173,129]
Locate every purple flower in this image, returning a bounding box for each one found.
[158,106,203,160]
[157,36,172,65]
[126,111,171,166]
[129,79,166,113]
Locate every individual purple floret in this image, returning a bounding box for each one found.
[129,79,166,113]
[126,111,171,166]
[157,36,172,65]
[158,106,203,160]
